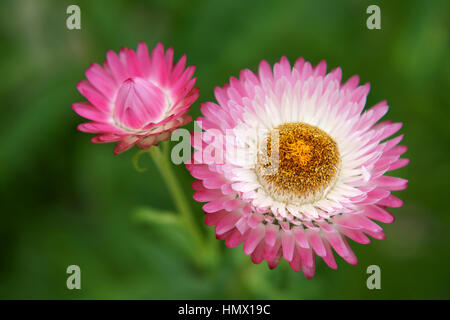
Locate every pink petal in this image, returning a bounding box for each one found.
[193,189,223,202]
[281,232,295,262]
[203,197,229,213]
[292,227,310,248]
[389,158,410,171]
[225,229,248,248]
[364,205,394,223]
[113,136,140,154]
[76,81,110,112]
[339,227,371,244]
[298,246,314,269]
[85,63,116,97]
[321,240,337,269]
[215,212,241,235]
[204,211,227,226]
[289,247,302,272]
[265,224,279,247]
[378,195,403,207]
[106,50,128,82]
[77,122,120,134]
[267,250,282,270]
[136,42,151,77]
[263,238,281,262]
[72,103,108,122]
[243,224,265,255]
[251,242,265,264]
[114,78,166,129]
[302,261,316,279]
[306,229,326,257]
[374,176,408,191]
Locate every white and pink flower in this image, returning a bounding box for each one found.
[187,57,408,278]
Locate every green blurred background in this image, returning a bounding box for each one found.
[0,0,449,299]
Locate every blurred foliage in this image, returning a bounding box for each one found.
[0,0,449,299]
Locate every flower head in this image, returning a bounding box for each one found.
[187,57,408,278]
[73,42,198,154]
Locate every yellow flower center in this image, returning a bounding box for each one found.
[256,122,340,204]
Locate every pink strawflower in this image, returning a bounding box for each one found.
[73,42,198,154]
[187,57,408,278]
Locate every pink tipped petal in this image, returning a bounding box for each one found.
[342,75,360,91]
[124,48,142,78]
[321,240,338,269]
[251,242,265,264]
[267,250,282,270]
[324,231,351,261]
[263,238,282,262]
[204,211,226,226]
[76,81,110,112]
[339,227,371,244]
[77,122,120,134]
[289,247,302,272]
[193,189,224,202]
[72,103,107,122]
[85,63,116,97]
[265,224,279,247]
[136,135,157,149]
[91,134,122,143]
[292,227,310,248]
[364,205,394,223]
[374,176,408,191]
[243,224,265,255]
[247,213,263,227]
[302,261,316,279]
[306,230,327,257]
[114,78,166,129]
[362,101,389,128]
[314,60,327,77]
[136,42,151,76]
[225,229,248,248]
[215,212,241,235]
[298,246,314,269]
[364,229,386,240]
[281,232,295,262]
[203,197,229,213]
[113,136,140,154]
[150,43,168,85]
[378,195,403,207]
[389,158,410,171]
[351,215,383,233]
[378,121,403,140]
[341,238,358,265]
[106,50,128,82]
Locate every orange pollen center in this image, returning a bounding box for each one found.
[284,140,313,166]
[256,122,340,204]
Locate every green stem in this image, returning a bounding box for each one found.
[149,142,207,267]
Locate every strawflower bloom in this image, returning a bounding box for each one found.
[187,57,408,278]
[73,42,198,154]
